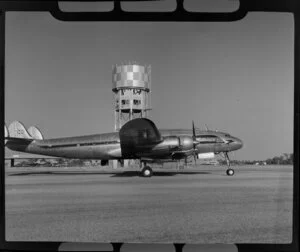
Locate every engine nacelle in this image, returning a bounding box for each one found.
[197,152,215,159]
[178,136,194,150]
[163,135,194,151]
[163,136,180,148]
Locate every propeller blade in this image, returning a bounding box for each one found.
[192,120,196,139]
[192,120,199,165]
[192,120,200,145]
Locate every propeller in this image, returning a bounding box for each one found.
[192,121,200,164]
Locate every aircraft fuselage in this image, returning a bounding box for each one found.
[6,129,243,161]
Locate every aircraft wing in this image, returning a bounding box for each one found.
[119,118,163,158]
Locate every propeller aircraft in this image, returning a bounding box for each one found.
[5,118,243,177]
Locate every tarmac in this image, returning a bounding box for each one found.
[5,164,293,244]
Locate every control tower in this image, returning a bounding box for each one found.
[112,63,151,131]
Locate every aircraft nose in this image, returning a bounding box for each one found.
[235,137,243,149]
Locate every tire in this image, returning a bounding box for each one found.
[226,168,234,176]
[141,166,153,177]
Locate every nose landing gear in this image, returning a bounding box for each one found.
[226,167,234,176]
[224,152,234,176]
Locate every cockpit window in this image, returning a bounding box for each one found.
[224,134,231,137]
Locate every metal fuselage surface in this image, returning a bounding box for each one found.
[6,129,243,161]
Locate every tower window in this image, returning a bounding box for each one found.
[133,99,141,105]
[121,100,130,105]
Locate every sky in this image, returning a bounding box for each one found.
[4,11,294,161]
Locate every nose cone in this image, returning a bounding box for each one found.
[234,137,243,150]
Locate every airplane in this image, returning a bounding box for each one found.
[5,118,243,177]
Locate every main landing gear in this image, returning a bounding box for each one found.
[224,152,234,176]
[140,161,153,177]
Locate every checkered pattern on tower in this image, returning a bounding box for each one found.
[112,64,150,89]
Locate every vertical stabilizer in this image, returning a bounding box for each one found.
[5,124,8,138]
[28,126,44,140]
[5,124,9,145]
[8,121,32,139]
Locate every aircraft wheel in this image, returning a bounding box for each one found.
[141,166,153,177]
[226,168,234,176]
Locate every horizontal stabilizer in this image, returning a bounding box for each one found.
[8,121,33,139]
[6,137,33,145]
[28,126,44,140]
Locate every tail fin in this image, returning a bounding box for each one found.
[5,124,9,145]
[5,124,9,138]
[28,126,44,140]
[8,121,33,139]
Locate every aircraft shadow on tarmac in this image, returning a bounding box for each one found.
[9,171,212,177]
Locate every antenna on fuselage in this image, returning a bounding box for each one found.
[205,124,209,131]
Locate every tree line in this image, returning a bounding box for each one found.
[265,153,293,165]
[218,153,293,165]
